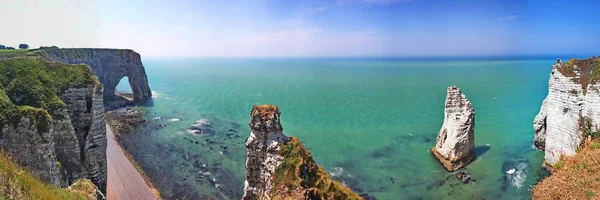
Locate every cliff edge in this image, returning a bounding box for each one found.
[0,57,107,192]
[533,57,600,171]
[242,105,361,200]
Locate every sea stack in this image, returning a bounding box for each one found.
[431,86,476,171]
[242,105,361,200]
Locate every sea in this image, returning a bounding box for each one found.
[114,57,579,200]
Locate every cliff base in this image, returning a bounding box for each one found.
[430,147,475,172]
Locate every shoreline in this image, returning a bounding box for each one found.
[106,123,161,200]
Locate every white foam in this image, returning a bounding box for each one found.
[195,119,211,125]
[506,169,516,174]
[329,167,344,177]
[168,118,181,122]
[507,163,527,189]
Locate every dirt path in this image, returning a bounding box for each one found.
[106,124,158,200]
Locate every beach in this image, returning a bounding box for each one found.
[106,124,158,200]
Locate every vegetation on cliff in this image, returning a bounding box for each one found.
[271,136,361,200]
[0,151,96,200]
[534,116,600,199]
[0,57,99,133]
[557,57,600,94]
[533,139,600,199]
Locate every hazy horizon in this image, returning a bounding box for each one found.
[2,0,600,58]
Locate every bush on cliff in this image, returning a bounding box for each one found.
[0,57,100,133]
[0,151,94,200]
[271,136,362,200]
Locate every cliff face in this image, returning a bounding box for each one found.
[534,57,600,170]
[0,58,107,192]
[242,105,361,200]
[431,86,476,171]
[37,48,152,104]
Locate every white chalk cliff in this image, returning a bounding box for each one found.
[431,86,476,171]
[533,57,600,171]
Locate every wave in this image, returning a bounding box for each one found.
[506,162,527,189]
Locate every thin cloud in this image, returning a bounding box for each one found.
[360,0,413,4]
[294,6,328,18]
[499,15,518,21]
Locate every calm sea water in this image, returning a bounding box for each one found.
[116,58,553,199]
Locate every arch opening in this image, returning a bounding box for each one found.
[104,76,135,110]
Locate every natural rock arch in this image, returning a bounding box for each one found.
[39,48,152,104]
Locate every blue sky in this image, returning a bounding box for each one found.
[1,0,599,57]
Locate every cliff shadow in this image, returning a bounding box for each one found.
[475,145,491,158]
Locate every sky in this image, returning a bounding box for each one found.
[1,0,600,57]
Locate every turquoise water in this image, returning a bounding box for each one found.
[116,58,552,199]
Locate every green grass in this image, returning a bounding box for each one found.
[0,49,38,59]
[557,57,600,94]
[0,151,92,200]
[271,136,362,200]
[0,57,100,133]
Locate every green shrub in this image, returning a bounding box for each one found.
[0,57,99,132]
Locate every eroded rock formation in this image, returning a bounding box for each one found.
[431,86,476,171]
[533,57,600,171]
[0,58,107,192]
[242,105,361,200]
[38,48,152,104]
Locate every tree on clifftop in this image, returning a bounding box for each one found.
[0,45,6,49]
[6,47,15,50]
[18,44,29,49]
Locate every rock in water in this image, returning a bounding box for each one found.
[431,86,476,171]
[242,105,361,200]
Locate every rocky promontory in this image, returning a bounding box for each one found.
[37,48,152,104]
[533,57,600,171]
[431,86,476,171]
[242,105,361,200]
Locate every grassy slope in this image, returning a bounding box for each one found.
[0,151,93,200]
[0,57,99,133]
[272,137,362,200]
[533,140,600,199]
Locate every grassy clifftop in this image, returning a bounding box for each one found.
[271,137,362,200]
[0,57,99,133]
[0,151,95,200]
[557,57,600,94]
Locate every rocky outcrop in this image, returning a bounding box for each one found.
[242,105,361,200]
[431,86,476,171]
[38,48,152,104]
[0,58,107,192]
[533,57,600,171]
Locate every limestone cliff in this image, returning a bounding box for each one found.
[0,57,107,192]
[242,105,361,200]
[431,86,476,171]
[533,57,600,171]
[37,48,152,104]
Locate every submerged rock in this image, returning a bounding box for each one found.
[242,105,361,200]
[431,86,476,171]
[455,171,475,184]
